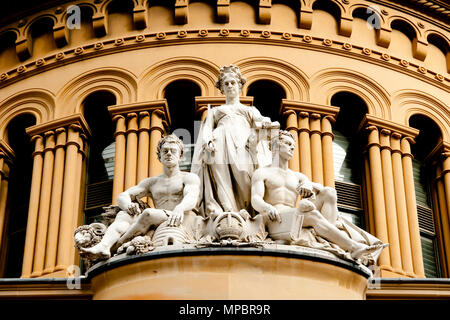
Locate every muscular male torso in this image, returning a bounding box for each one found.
[145,173,189,211]
[262,167,299,210]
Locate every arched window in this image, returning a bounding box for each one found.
[164,80,201,171]
[409,115,442,278]
[1,114,36,277]
[247,80,286,126]
[330,92,368,228]
[82,91,116,224]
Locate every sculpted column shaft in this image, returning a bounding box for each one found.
[366,126,391,270]
[435,165,450,276]
[70,134,87,267]
[0,157,11,260]
[56,125,81,272]
[21,136,44,278]
[310,113,324,184]
[137,112,150,183]
[441,154,450,274]
[112,116,126,204]
[44,128,67,274]
[380,129,403,274]
[125,113,138,189]
[401,137,425,277]
[391,134,414,277]
[363,154,375,235]
[32,131,56,277]
[298,112,312,180]
[149,111,164,177]
[321,116,335,188]
[285,111,299,171]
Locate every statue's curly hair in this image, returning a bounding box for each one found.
[156,134,185,160]
[270,130,295,151]
[215,65,246,94]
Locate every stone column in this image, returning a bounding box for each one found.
[298,112,312,180]
[310,113,324,185]
[125,113,138,189]
[435,165,450,276]
[362,115,422,277]
[280,101,339,184]
[32,131,56,277]
[284,110,299,172]
[391,133,414,277]
[321,116,335,187]
[149,110,165,178]
[108,101,171,195]
[55,123,88,273]
[137,112,150,183]
[0,142,14,268]
[21,115,90,278]
[365,126,391,271]
[440,150,450,275]
[380,129,403,274]
[112,115,126,204]
[44,128,67,274]
[21,135,44,278]
[401,137,425,277]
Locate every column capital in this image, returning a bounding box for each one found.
[280,100,339,119]
[0,139,15,163]
[358,114,419,140]
[109,100,172,127]
[26,114,91,139]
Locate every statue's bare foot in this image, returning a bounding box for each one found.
[80,244,111,260]
[351,243,388,260]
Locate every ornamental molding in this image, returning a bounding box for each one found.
[0,29,448,93]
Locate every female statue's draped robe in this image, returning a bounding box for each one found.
[191,104,273,217]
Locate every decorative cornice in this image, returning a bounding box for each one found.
[0,29,447,92]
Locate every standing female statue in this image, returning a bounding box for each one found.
[191,65,279,216]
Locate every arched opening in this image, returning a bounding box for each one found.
[68,6,95,46]
[29,17,56,57]
[330,92,368,228]
[0,31,19,70]
[311,0,341,35]
[426,34,449,73]
[1,114,36,278]
[390,19,416,59]
[272,0,299,29]
[82,91,116,224]
[351,7,379,48]
[409,114,443,278]
[107,0,134,35]
[164,80,201,171]
[246,80,286,126]
[147,0,174,28]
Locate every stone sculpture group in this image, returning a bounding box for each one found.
[75,65,387,270]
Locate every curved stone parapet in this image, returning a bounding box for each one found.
[87,246,372,300]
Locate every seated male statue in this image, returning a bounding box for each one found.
[251,130,387,262]
[81,134,201,259]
